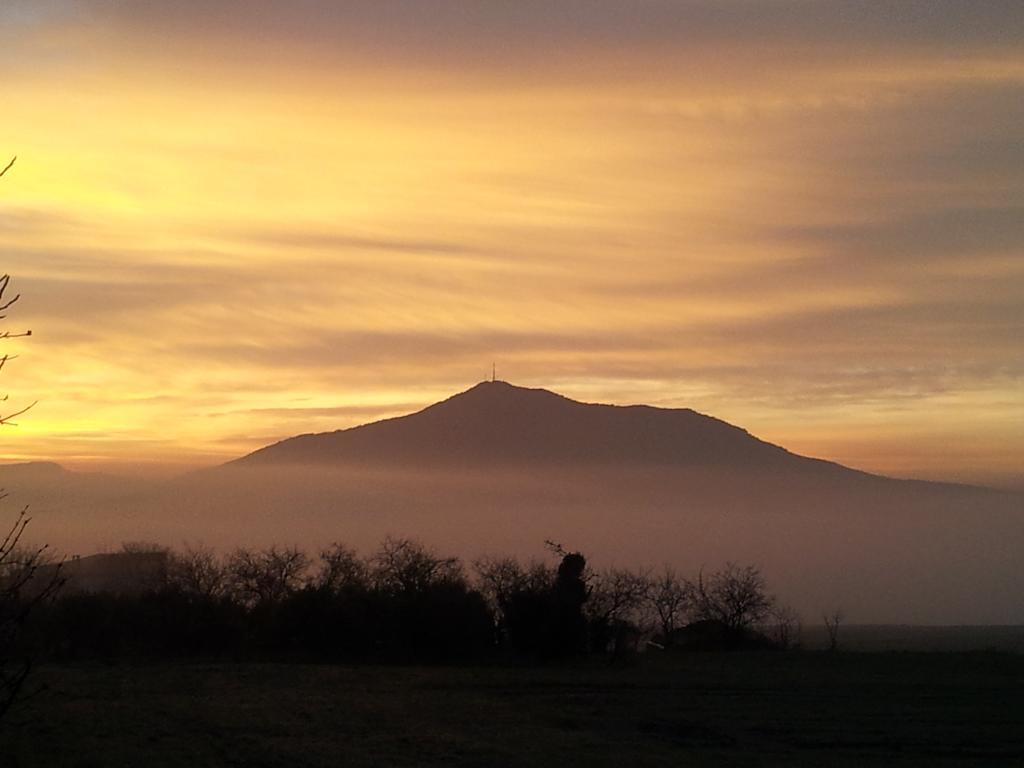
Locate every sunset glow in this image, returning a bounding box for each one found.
[1,1,1022,487]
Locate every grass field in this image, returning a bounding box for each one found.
[6,651,1024,767]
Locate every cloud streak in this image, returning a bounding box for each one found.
[0,1,1021,487]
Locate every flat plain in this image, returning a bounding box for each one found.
[6,650,1024,767]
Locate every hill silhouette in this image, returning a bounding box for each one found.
[7,383,1022,624]
[231,380,862,478]
[0,460,69,479]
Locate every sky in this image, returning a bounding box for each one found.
[0,1,1021,487]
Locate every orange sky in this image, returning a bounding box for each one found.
[0,1,1022,487]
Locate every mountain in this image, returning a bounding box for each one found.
[231,380,862,478]
[0,461,147,497]
[10,383,1023,624]
[0,460,71,480]
[0,462,155,558]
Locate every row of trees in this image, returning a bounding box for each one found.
[13,536,802,665]
[198,540,791,646]
[125,537,790,644]
[191,541,789,641]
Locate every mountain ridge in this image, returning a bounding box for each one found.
[227,380,881,481]
[6,382,1020,624]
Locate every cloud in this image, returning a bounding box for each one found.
[227,228,476,257]
[0,1,1021,487]
[67,1,1024,57]
[5,1,1023,93]
[772,206,1024,261]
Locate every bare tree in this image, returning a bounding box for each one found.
[473,555,553,644]
[120,541,168,555]
[316,542,368,592]
[587,567,649,628]
[586,567,650,659]
[474,555,527,614]
[645,567,692,645]
[0,160,34,425]
[473,556,551,609]
[370,537,463,594]
[823,608,843,652]
[0,162,34,425]
[691,563,774,632]
[0,505,62,720]
[768,604,802,649]
[167,544,228,599]
[226,546,311,607]
[0,272,35,426]
[0,211,57,721]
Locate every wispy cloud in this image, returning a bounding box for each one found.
[0,1,1021,486]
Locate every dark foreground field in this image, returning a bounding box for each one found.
[6,652,1024,767]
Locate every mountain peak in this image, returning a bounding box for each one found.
[433,380,569,410]
[459,379,563,398]
[456,379,535,397]
[232,380,810,471]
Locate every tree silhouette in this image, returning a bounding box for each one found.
[370,537,463,595]
[0,273,34,427]
[768,604,802,650]
[645,567,691,646]
[823,608,843,652]
[0,507,62,719]
[691,563,773,632]
[587,567,648,656]
[316,542,368,593]
[0,158,34,426]
[0,190,60,719]
[166,544,229,599]
[226,546,310,607]
[502,544,590,659]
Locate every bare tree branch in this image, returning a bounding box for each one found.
[0,505,65,721]
[0,157,14,179]
[0,402,37,427]
[0,274,21,317]
[0,272,35,425]
[823,609,843,652]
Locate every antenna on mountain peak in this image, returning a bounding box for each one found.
[491,362,496,382]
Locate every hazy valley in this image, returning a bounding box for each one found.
[6,381,1021,625]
